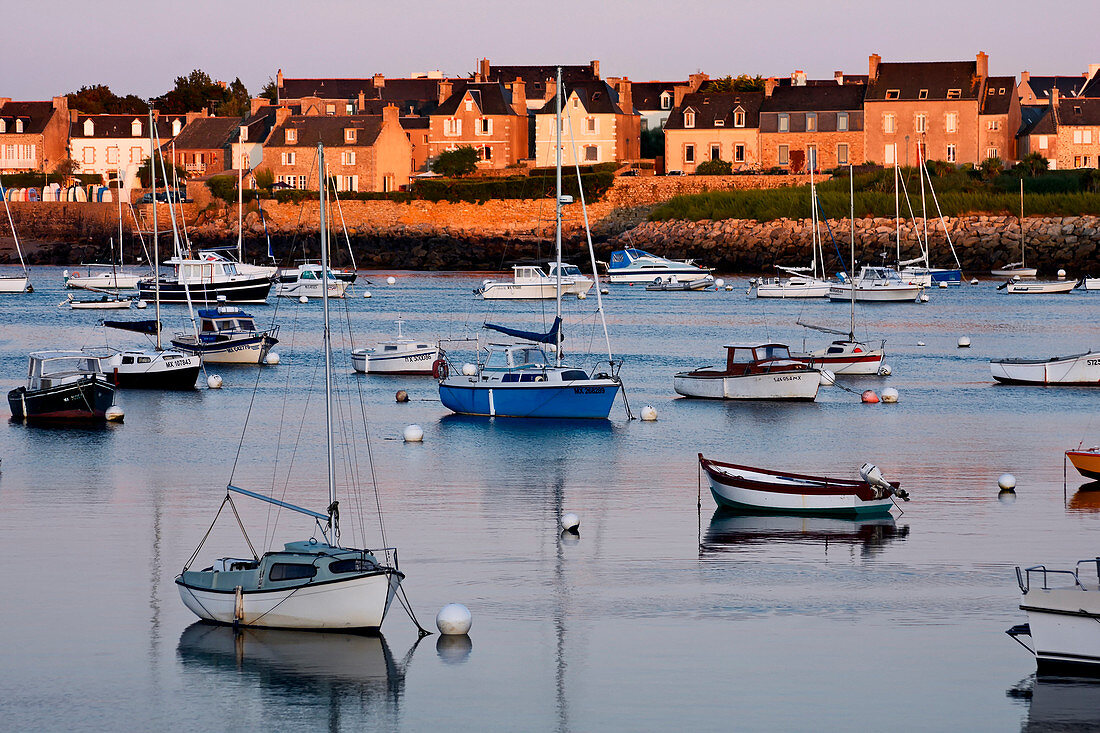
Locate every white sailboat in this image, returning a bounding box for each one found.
[176,142,404,632]
[755,168,831,298]
[0,179,31,293]
[899,146,962,285]
[65,172,147,291]
[992,180,1038,278]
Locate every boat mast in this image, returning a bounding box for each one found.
[0,179,29,284]
[237,126,244,264]
[554,66,563,368]
[1020,178,1025,270]
[114,168,123,289]
[850,163,856,342]
[149,111,162,350]
[809,165,818,279]
[918,143,929,270]
[318,142,337,539]
[894,155,901,265]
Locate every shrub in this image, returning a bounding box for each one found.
[206,175,237,203]
[695,159,733,175]
[979,157,1005,180]
[432,147,479,177]
[254,168,275,190]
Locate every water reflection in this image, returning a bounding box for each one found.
[435,634,473,664]
[177,624,411,726]
[1068,485,1100,513]
[701,509,909,559]
[1007,674,1100,732]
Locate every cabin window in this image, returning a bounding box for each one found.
[122,356,135,365]
[561,370,588,380]
[485,351,508,369]
[201,320,215,331]
[269,563,317,581]
[138,357,151,364]
[729,348,754,364]
[519,373,546,382]
[384,345,397,351]
[502,373,521,382]
[329,558,374,574]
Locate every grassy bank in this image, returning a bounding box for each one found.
[650,168,1100,222]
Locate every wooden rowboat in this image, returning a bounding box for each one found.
[1067,448,1100,481]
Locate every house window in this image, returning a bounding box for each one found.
[710,144,720,161]
[1038,135,1048,150]
[478,118,492,135]
[734,109,745,127]
[684,110,695,128]
[1075,156,1084,168]
[444,118,461,136]
[1084,130,1094,144]
[285,129,297,144]
[346,103,354,114]
[918,89,928,100]
[734,144,745,163]
[481,145,493,161]
[106,147,118,165]
[0,119,5,134]
[884,143,895,166]
[81,147,94,164]
[883,113,896,134]
[837,143,849,165]
[584,145,598,162]
[15,119,23,133]
[281,152,296,165]
[684,144,695,163]
[778,144,789,165]
[345,128,356,142]
[341,151,356,165]
[465,99,474,112]
[946,89,961,99]
[778,113,789,132]
[326,104,336,115]
[945,112,958,133]
[946,144,956,163]
[586,117,596,134]
[130,146,142,163]
[1073,130,1082,144]
[987,119,1001,131]
[297,175,306,189]
[837,112,848,132]
[660,92,672,110]
[915,113,927,133]
[986,147,999,160]
[806,113,816,132]
[885,89,900,100]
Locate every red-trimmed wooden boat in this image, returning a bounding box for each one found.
[1067,447,1100,481]
[698,454,908,516]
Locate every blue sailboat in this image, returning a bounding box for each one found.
[437,67,623,419]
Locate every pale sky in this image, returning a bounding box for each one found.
[4,0,1098,100]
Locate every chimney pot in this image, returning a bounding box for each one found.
[869,53,882,80]
[976,51,989,79]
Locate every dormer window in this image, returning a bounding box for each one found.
[15,119,23,133]
[988,88,995,95]
[999,88,1006,94]
[734,109,745,127]
[918,89,928,99]
[778,113,789,132]
[684,110,695,128]
[885,89,900,100]
[703,97,710,104]
[946,89,962,99]
[1075,106,1082,115]
[0,119,5,134]
[133,119,144,137]
[465,99,474,112]
[84,119,94,136]
[344,128,356,143]
[660,91,672,110]
[285,128,297,144]
[714,119,724,127]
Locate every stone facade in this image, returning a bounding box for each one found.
[664,92,764,173]
[428,81,528,169]
[533,80,639,167]
[0,97,70,173]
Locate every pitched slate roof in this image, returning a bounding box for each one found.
[280,78,374,100]
[867,61,980,101]
[1080,73,1100,98]
[69,114,182,139]
[665,92,764,130]
[266,115,385,148]
[280,77,443,114]
[169,117,242,150]
[631,82,683,112]
[1017,105,1052,136]
[0,101,58,135]
[1024,75,1091,101]
[1058,98,1100,126]
[434,82,519,116]
[534,80,629,115]
[761,84,865,112]
[399,116,430,130]
[980,77,1015,115]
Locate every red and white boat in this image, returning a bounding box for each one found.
[792,339,885,375]
[674,343,821,400]
[698,454,908,516]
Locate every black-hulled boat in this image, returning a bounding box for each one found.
[138,257,273,304]
[8,351,116,421]
[97,320,202,390]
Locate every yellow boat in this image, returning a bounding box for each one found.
[1066,447,1100,481]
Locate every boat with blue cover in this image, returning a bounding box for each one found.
[605,247,712,284]
[170,305,279,364]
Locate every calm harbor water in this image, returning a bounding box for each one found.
[2,266,1099,731]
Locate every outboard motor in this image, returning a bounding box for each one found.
[860,462,908,500]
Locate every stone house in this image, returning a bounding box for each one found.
[260,104,412,192]
[759,80,865,171]
[1016,90,1100,170]
[864,52,991,167]
[68,113,185,195]
[167,115,243,177]
[663,92,764,173]
[1017,69,1097,106]
[532,80,639,167]
[616,75,709,133]
[0,96,70,174]
[1017,105,1059,168]
[400,116,431,172]
[428,80,528,169]
[978,77,1021,163]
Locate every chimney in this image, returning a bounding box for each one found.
[1020,70,1030,84]
[357,89,365,113]
[274,107,291,127]
[869,53,881,81]
[437,79,453,106]
[373,73,385,89]
[70,109,79,122]
[764,77,779,97]
[479,58,491,81]
[53,95,68,112]
[276,69,283,104]
[792,70,807,87]
[510,77,527,115]
[834,70,844,85]
[1051,86,1059,108]
[688,72,709,92]
[976,51,989,79]
[591,60,600,79]
[382,103,399,128]
[617,78,633,113]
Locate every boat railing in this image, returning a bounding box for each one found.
[1016,560,1100,593]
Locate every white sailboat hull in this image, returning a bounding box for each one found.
[756,280,831,298]
[1004,280,1076,294]
[177,571,401,631]
[828,283,923,302]
[1019,588,1100,671]
[275,279,349,298]
[480,281,558,299]
[66,271,143,290]
[0,275,30,293]
[991,352,1100,385]
[674,370,821,400]
[351,346,439,374]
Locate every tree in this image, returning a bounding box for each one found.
[702,74,765,93]
[259,78,278,103]
[218,78,251,118]
[66,84,149,115]
[51,157,80,180]
[1016,152,1049,177]
[153,70,250,116]
[254,168,275,190]
[694,159,732,175]
[432,147,479,177]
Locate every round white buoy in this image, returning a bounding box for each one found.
[265,353,280,365]
[136,300,148,309]
[207,374,223,389]
[819,369,836,386]
[1013,274,1022,282]
[970,278,979,285]
[998,473,1017,491]
[362,290,371,298]
[105,406,124,422]
[725,284,733,291]
[998,489,1017,505]
[919,293,930,303]
[881,387,899,403]
[436,603,472,635]
[386,276,396,285]
[600,288,609,295]
[640,405,657,421]
[1057,269,1067,280]
[939,281,948,289]
[958,336,971,348]
[560,512,580,531]
[577,292,587,299]
[917,341,926,347]
[461,362,477,376]
[861,390,880,404]
[878,363,892,376]
[403,424,424,443]
[714,278,725,288]
[395,390,409,403]
[298,295,309,304]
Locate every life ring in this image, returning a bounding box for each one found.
[432,359,449,380]
[72,271,81,279]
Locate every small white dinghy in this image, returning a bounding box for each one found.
[1000,278,1075,294]
[990,351,1100,385]
[1008,560,1100,674]
[351,319,439,375]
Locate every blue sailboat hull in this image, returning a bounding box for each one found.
[438,380,620,419]
[931,269,962,285]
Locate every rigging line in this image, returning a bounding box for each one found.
[265,298,303,549]
[338,300,370,545]
[226,492,260,560]
[227,312,279,488]
[183,494,231,571]
[395,584,432,637]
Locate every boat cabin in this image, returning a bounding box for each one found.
[511,265,548,284]
[477,343,591,383]
[180,541,386,592]
[546,263,585,279]
[197,306,259,339]
[287,264,339,282]
[25,351,103,390]
[854,267,905,285]
[173,260,240,284]
[695,343,811,377]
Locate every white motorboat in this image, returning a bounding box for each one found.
[64,265,143,291]
[0,180,31,293]
[605,248,712,284]
[1077,277,1100,291]
[546,263,593,295]
[828,266,924,302]
[195,250,279,279]
[170,305,279,364]
[674,343,821,400]
[478,262,591,299]
[65,292,133,310]
[990,351,1100,385]
[1008,560,1100,674]
[1001,279,1076,294]
[351,320,439,375]
[276,264,350,299]
[645,274,714,291]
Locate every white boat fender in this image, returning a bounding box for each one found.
[715,278,725,288]
[819,369,836,386]
[265,353,280,365]
[136,299,148,309]
[363,291,371,298]
[207,374,223,389]
[461,363,477,377]
[298,295,309,303]
[878,363,892,376]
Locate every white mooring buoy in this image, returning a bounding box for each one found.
[265,353,280,365]
[970,278,979,285]
[881,387,899,403]
[386,276,397,285]
[958,336,971,348]
[1057,269,1067,280]
[105,406,125,422]
[600,288,609,295]
[560,512,580,532]
[878,363,892,376]
[640,405,657,421]
[436,603,472,635]
[363,290,371,298]
[917,341,926,347]
[403,424,424,443]
[207,374,224,389]
[998,473,1017,491]
[298,295,308,304]
[136,299,148,309]
[939,281,948,289]
[714,278,725,288]
[819,369,836,386]
[577,291,587,299]
[725,284,733,291]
